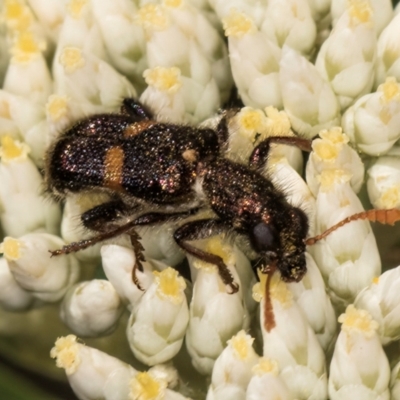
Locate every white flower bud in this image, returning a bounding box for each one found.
[342,77,400,156]
[55,0,108,63]
[305,127,364,196]
[91,0,147,91]
[136,2,231,123]
[279,46,340,139]
[207,330,259,398]
[140,66,187,123]
[316,3,376,110]
[230,244,258,317]
[367,156,400,209]
[147,363,179,390]
[60,279,123,337]
[126,267,189,366]
[0,90,44,141]
[101,244,154,310]
[309,180,381,308]
[354,266,400,345]
[25,0,66,43]
[390,361,400,400]
[22,95,85,168]
[186,236,254,374]
[376,12,400,85]
[331,0,393,37]
[3,32,52,104]
[165,0,232,101]
[287,253,337,351]
[185,237,250,375]
[260,0,316,56]
[129,369,187,400]
[45,94,86,143]
[0,256,35,311]
[140,221,185,267]
[0,234,79,302]
[54,46,136,113]
[329,305,390,399]
[306,0,331,24]
[246,358,294,400]
[50,335,136,400]
[208,0,263,24]
[222,10,282,109]
[253,273,328,400]
[268,157,315,233]
[60,195,102,261]
[0,136,61,237]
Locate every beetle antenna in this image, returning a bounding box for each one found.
[305,208,400,246]
[261,260,277,332]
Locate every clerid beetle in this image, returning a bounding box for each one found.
[50,98,393,297]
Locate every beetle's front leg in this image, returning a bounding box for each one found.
[174,218,239,294]
[249,136,312,170]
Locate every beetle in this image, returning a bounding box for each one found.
[44,98,322,294]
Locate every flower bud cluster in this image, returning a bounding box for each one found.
[1,1,400,399]
[306,128,381,309]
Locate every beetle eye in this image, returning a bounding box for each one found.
[250,222,279,253]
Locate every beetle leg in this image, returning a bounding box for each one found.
[80,199,132,232]
[174,218,239,294]
[51,208,200,290]
[249,136,312,170]
[120,98,153,121]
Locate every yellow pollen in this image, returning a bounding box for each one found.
[4,0,24,20]
[143,66,182,94]
[379,77,400,104]
[237,108,267,140]
[228,330,254,360]
[347,0,373,25]
[67,0,88,19]
[318,169,351,191]
[0,237,21,261]
[0,136,30,163]
[376,187,400,209]
[252,358,279,376]
[153,267,186,305]
[269,273,292,307]
[163,0,182,8]
[252,270,292,306]
[59,47,85,74]
[264,106,291,136]
[372,276,379,285]
[46,95,69,122]
[312,140,339,162]
[205,237,231,266]
[135,4,169,30]
[338,304,379,339]
[50,335,81,375]
[11,31,45,63]
[222,9,257,38]
[4,0,33,33]
[319,127,349,145]
[130,372,167,400]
